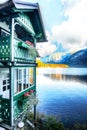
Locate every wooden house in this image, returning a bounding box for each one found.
[0,0,47,129]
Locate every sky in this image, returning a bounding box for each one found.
[36,0,87,57]
[18,0,87,57]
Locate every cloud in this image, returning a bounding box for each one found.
[51,0,87,50]
[36,31,57,57]
[36,41,56,57]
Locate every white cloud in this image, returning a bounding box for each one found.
[36,41,56,57]
[36,31,57,57]
[52,0,87,50]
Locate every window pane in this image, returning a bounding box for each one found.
[3,86,6,91]
[29,67,34,86]
[19,83,22,92]
[3,80,6,85]
[7,85,10,89]
[19,69,22,81]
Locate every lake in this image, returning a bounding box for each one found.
[36,68,87,126]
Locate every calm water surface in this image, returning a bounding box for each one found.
[36,68,87,124]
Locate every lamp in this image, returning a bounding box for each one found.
[0,0,9,4]
[18,121,24,128]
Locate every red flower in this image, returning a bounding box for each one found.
[24,92,29,97]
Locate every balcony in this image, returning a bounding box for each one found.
[0,36,37,63]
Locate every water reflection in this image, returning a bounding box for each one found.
[44,74,87,84]
[37,68,87,126]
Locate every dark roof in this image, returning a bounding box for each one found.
[0,0,47,42]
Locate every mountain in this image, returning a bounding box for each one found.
[41,52,71,64]
[41,48,87,67]
[66,48,87,67]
